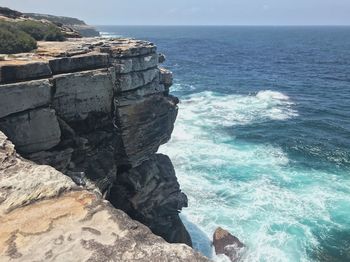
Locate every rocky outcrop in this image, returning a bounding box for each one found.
[213,227,244,262]
[0,37,195,259]
[0,131,209,261]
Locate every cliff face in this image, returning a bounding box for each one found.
[0,38,202,260]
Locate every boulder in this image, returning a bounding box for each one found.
[213,227,244,262]
[158,53,166,64]
[160,68,173,89]
[0,79,52,118]
[0,108,61,154]
[53,69,114,122]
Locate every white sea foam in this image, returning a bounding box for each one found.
[175,90,298,129]
[100,32,121,38]
[256,90,290,101]
[159,89,350,262]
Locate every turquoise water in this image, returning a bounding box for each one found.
[98,26,350,261]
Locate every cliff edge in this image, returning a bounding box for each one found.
[0,38,207,261]
[0,131,207,261]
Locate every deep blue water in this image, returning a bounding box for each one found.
[97,26,350,262]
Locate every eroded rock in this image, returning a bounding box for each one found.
[49,53,109,74]
[53,69,114,122]
[0,79,52,118]
[0,108,61,154]
[109,154,192,246]
[115,68,160,92]
[160,67,173,89]
[114,95,178,166]
[213,227,244,262]
[113,53,158,74]
[0,132,209,262]
[0,62,52,84]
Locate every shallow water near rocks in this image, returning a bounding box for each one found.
[98,26,350,262]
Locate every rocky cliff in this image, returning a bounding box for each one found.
[0,131,207,261]
[0,38,206,261]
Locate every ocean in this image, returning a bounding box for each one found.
[97,26,350,262]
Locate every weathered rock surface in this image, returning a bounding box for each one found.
[0,37,195,256]
[113,53,158,74]
[115,95,178,166]
[109,154,192,246]
[0,79,52,118]
[53,69,114,121]
[0,61,52,84]
[160,67,174,89]
[213,227,244,262]
[0,132,209,262]
[49,53,109,74]
[0,108,61,154]
[115,68,160,92]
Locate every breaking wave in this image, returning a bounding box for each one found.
[173,90,298,131]
[159,90,350,262]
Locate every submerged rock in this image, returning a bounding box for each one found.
[213,227,244,262]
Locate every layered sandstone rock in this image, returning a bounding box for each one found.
[0,132,208,261]
[110,154,192,246]
[0,37,195,258]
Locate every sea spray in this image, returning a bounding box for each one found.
[159,90,350,262]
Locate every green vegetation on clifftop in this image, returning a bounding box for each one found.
[0,20,65,54]
[16,20,65,41]
[0,21,37,54]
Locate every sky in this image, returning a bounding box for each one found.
[1,0,350,26]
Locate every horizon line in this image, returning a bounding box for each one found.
[94,24,350,27]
